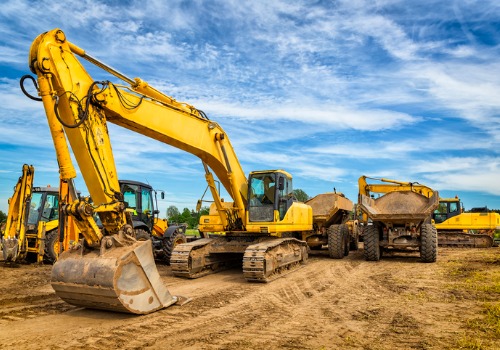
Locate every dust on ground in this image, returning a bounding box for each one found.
[0,246,498,350]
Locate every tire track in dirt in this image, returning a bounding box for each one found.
[1,248,497,349]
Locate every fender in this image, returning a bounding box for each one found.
[132,220,150,233]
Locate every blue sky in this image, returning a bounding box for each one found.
[0,0,499,216]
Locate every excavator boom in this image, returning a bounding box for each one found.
[28,29,178,314]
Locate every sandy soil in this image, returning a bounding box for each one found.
[0,246,498,350]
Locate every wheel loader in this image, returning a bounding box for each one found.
[433,197,498,248]
[1,164,79,264]
[119,179,195,264]
[358,176,439,262]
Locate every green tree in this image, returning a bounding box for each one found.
[0,210,6,223]
[166,205,180,220]
[199,206,209,216]
[293,189,310,202]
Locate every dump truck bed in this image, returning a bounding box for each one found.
[306,193,353,226]
[359,191,439,224]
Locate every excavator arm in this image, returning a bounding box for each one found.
[27,29,179,314]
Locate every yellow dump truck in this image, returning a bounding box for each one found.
[304,192,358,258]
[358,176,439,262]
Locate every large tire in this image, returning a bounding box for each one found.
[134,228,151,241]
[162,230,187,265]
[420,224,437,263]
[44,229,59,263]
[328,224,347,259]
[363,225,380,261]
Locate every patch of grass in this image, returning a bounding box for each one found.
[456,303,500,349]
[445,250,500,349]
[468,303,500,336]
[185,229,200,236]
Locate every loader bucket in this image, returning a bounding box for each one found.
[51,239,177,314]
[1,238,19,261]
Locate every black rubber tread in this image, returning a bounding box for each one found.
[134,228,151,241]
[327,225,345,259]
[44,229,59,263]
[363,225,381,261]
[162,231,188,266]
[420,224,437,263]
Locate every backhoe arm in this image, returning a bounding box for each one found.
[1,164,34,261]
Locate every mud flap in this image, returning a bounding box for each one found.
[51,239,177,314]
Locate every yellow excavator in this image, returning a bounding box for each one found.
[1,164,79,263]
[24,28,311,312]
[433,197,498,247]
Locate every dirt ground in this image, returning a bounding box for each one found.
[0,246,499,350]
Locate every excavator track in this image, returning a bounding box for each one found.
[170,238,241,279]
[438,232,494,248]
[242,238,308,283]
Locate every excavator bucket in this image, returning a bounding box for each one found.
[51,240,177,314]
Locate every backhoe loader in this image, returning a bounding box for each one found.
[1,164,78,263]
[433,197,498,247]
[23,28,312,312]
[358,176,439,262]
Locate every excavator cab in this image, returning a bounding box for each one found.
[432,198,462,224]
[248,170,294,222]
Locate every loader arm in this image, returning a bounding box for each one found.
[29,29,247,231]
[1,164,34,262]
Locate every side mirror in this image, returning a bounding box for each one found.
[196,199,202,212]
[278,177,285,191]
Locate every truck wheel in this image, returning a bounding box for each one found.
[327,224,347,259]
[363,226,380,261]
[44,229,59,263]
[134,229,151,241]
[420,224,437,263]
[162,230,187,265]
